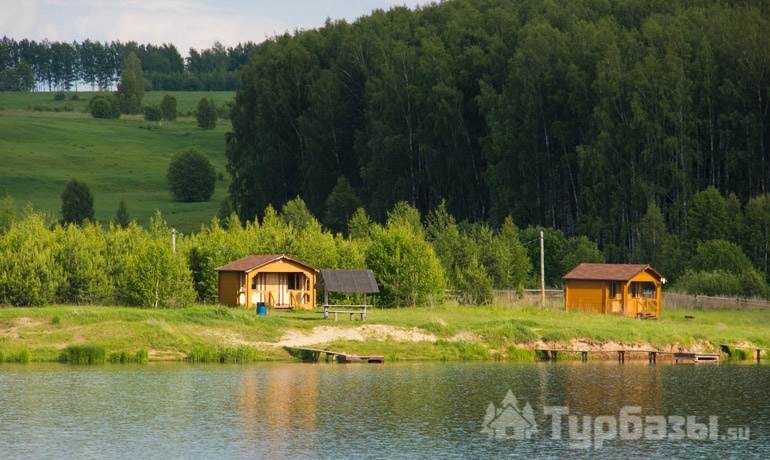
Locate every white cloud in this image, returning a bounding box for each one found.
[3,0,420,53]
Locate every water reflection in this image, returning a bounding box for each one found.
[0,362,767,459]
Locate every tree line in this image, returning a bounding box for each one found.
[0,37,257,91]
[0,191,609,307]
[225,0,770,282]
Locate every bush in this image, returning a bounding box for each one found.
[217,100,234,119]
[70,92,80,101]
[89,94,120,119]
[160,94,177,121]
[53,91,66,100]
[143,104,162,122]
[115,213,196,308]
[690,240,754,274]
[366,218,446,306]
[676,270,742,297]
[54,222,113,304]
[60,345,106,364]
[167,150,216,202]
[196,97,217,129]
[0,211,62,306]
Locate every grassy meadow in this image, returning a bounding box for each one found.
[1,304,768,363]
[0,91,234,232]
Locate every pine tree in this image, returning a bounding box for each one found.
[115,199,130,228]
[61,179,94,225]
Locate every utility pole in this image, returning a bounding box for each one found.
[171,228,177,254]
[540,230,545,306]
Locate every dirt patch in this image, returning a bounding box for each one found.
[198,328,269,348]
[276,325,438,347]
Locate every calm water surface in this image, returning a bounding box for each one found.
[0,362,768,459]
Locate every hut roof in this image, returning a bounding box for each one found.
[320,269,380,294]
[562,263,661,282]
[215,254,316,273]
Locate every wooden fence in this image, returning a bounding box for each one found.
[453,288,767,310]
[664,292,770,310]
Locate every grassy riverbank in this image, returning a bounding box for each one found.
[1,305,769,363]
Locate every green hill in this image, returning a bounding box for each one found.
[0,91,234,232]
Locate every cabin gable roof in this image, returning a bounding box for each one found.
[563,263,661,282]
[216,254,316,273]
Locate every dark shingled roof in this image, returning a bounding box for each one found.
[320,269,380,294]
[563,263,661,281]
[216,254,315,272]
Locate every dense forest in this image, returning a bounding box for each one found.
[225,0,770,283]
[0,38,254,91]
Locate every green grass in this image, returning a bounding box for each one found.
[1,304,768,363]
[0,91,234,232]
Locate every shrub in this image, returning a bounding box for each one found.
[690,240,754,274]
[167,150,216,202]
[60,345,106,364]
[70,92,80,101]
[676,270,742,297]
[216,100,233,119]
[143,104,162,122]
[160,94,177,121]
[0,211,63,306]
[366,218,446,306]
[54,222,113,304]
[115,212,196,308]
[196,97,216,129]
[53,91,66,100]
[89,94,120,119]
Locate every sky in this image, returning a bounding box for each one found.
[1,0,428,54]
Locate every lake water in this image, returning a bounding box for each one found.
[0,362,768,459]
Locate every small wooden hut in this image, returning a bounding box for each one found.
[562,263,664,318]
[216,254,317,309]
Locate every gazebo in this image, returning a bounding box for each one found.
[318,269,380,320]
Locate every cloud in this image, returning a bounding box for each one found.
[0,0,429,54]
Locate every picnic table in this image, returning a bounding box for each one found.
[322,304,369,321]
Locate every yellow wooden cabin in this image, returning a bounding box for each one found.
[562,263,664,318]
[216,254,317,309]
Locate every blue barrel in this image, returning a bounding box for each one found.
[256,302,267,316]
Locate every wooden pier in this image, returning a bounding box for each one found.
[535,348,720,364]
[284,346,384,364]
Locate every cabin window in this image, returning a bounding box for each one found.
[609,281,622,298]
[251,277,257,290]
[288,273,303,290]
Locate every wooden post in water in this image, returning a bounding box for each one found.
[581,351,588,362]
[618,350,625,364]
[757,349,762,363]
[540,230,545,306]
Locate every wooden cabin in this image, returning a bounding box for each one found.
[562,264,664,318]
[216,254,317,309]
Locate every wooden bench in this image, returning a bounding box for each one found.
[322,304,369,321]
